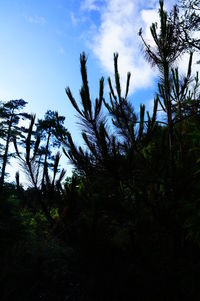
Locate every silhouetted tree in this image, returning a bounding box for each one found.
[14,115,66,225]
[0,99,30,189]
[178,0,200,52]
[36,110,67,190]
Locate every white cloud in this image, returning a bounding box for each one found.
[25,15,46,25]
[84,0,159,94]
[70,12,79,26]
[80,0,199,95]
[81,0,102,11]
[141,8,159,42]
[70,12,87,27]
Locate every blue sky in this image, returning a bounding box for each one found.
[2,0,198,181]
[0,0,171,119]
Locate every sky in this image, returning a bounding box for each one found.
[0,0,198,183]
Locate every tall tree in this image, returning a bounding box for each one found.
[139,0,183,151]
[14,115,66,225]
[36,110,67,189]
[0,99,30,188]
[63,52,158,196]
[139,1,200,149]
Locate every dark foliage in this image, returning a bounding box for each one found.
[1,1,200,300]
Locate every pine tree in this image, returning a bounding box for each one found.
[36,110,67,189]
[64,52,158,183]
[178,0,200,52]
[0,99,30,189]
[14,115,66,225]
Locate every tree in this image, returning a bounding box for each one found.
[63,51,200,299]
[64,53,158,181]
[139,0,181,150]
[139,1,200,150]
[178,0,200,52]
[0,99,30,189]
[14,115,66,226]
[36,110,67,190]
[60,8,200,296]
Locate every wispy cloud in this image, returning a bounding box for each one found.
[25,15,46,25]
[70,12,79,26]
[59,46,65,55]
[70,12,87,27]
[81,0,102,11]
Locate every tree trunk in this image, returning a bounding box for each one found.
[0,114,13,189]
[41,128,51,189]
